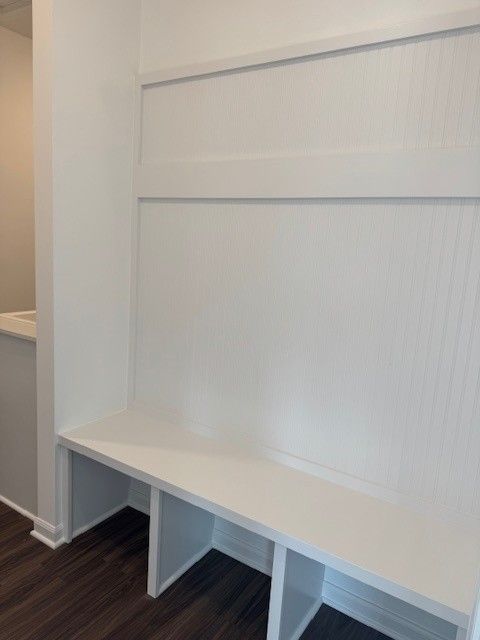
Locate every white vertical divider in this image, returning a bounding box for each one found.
[127,77,143,407]
[267,543,288,640]
[60,447,72,544]
[147,487,215,598]
[147,486,162,596]
[466,579,480,640]
[267,543,325,640]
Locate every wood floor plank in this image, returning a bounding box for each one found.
[0,504,390,640]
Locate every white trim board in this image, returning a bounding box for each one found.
[131,402,480,532]
[135,149,480,200]
[138,8,480,86]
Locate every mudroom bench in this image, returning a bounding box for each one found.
[58,409,479,640]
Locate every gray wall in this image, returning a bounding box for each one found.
[0,333,36,514]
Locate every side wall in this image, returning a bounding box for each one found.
[33,0,141,538]
[0,26,34,313]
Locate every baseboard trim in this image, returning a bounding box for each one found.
[322,580,454,640]
[30,517,64,549]
[30,502,131,550]
[128,488,150,515]
[0,493,36,522]
[213,528,273,576]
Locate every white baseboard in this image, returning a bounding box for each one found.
[31,517,64,549]
[0,493,36,522]
[30,502,131,550]
[128,485,150,515]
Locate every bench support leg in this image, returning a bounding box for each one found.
[147,487,214,598]
[267,544,288,640]
[60,447,72,544]
[147,486,162,597]
[267,543,324,640]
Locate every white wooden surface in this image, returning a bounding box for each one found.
[137,26,480,199]
[60,447,72,543]
[147,486,162,597]
[140,27,480,161]
[277,549,325,640]
[136,149,480,199]
[147,486,214,598]
[134,200,480,525]
[157,493,214,595]
[267,545,288,640]
[58,409,480,628]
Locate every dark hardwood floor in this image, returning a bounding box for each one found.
[0,501,390,640]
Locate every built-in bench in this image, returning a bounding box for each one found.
[58,409,480,640]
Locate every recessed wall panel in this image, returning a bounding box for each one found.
[134,199,480,521]
[141,29,480,164]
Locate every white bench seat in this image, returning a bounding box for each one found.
[58,408,480,635]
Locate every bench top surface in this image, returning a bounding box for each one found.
[59,408,480,625]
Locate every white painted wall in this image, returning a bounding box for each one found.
[33,0,141,531]
[0,25,34,313]
[140,0,480,70]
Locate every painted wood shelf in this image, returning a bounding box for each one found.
[58,408,480,630]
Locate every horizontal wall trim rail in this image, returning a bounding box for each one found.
[136,148,480,200]
[138,8,480,86]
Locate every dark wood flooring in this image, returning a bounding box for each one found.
[0,501,390,640]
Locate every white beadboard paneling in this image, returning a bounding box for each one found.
[140,28,480,164]
[134,199,480,521]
